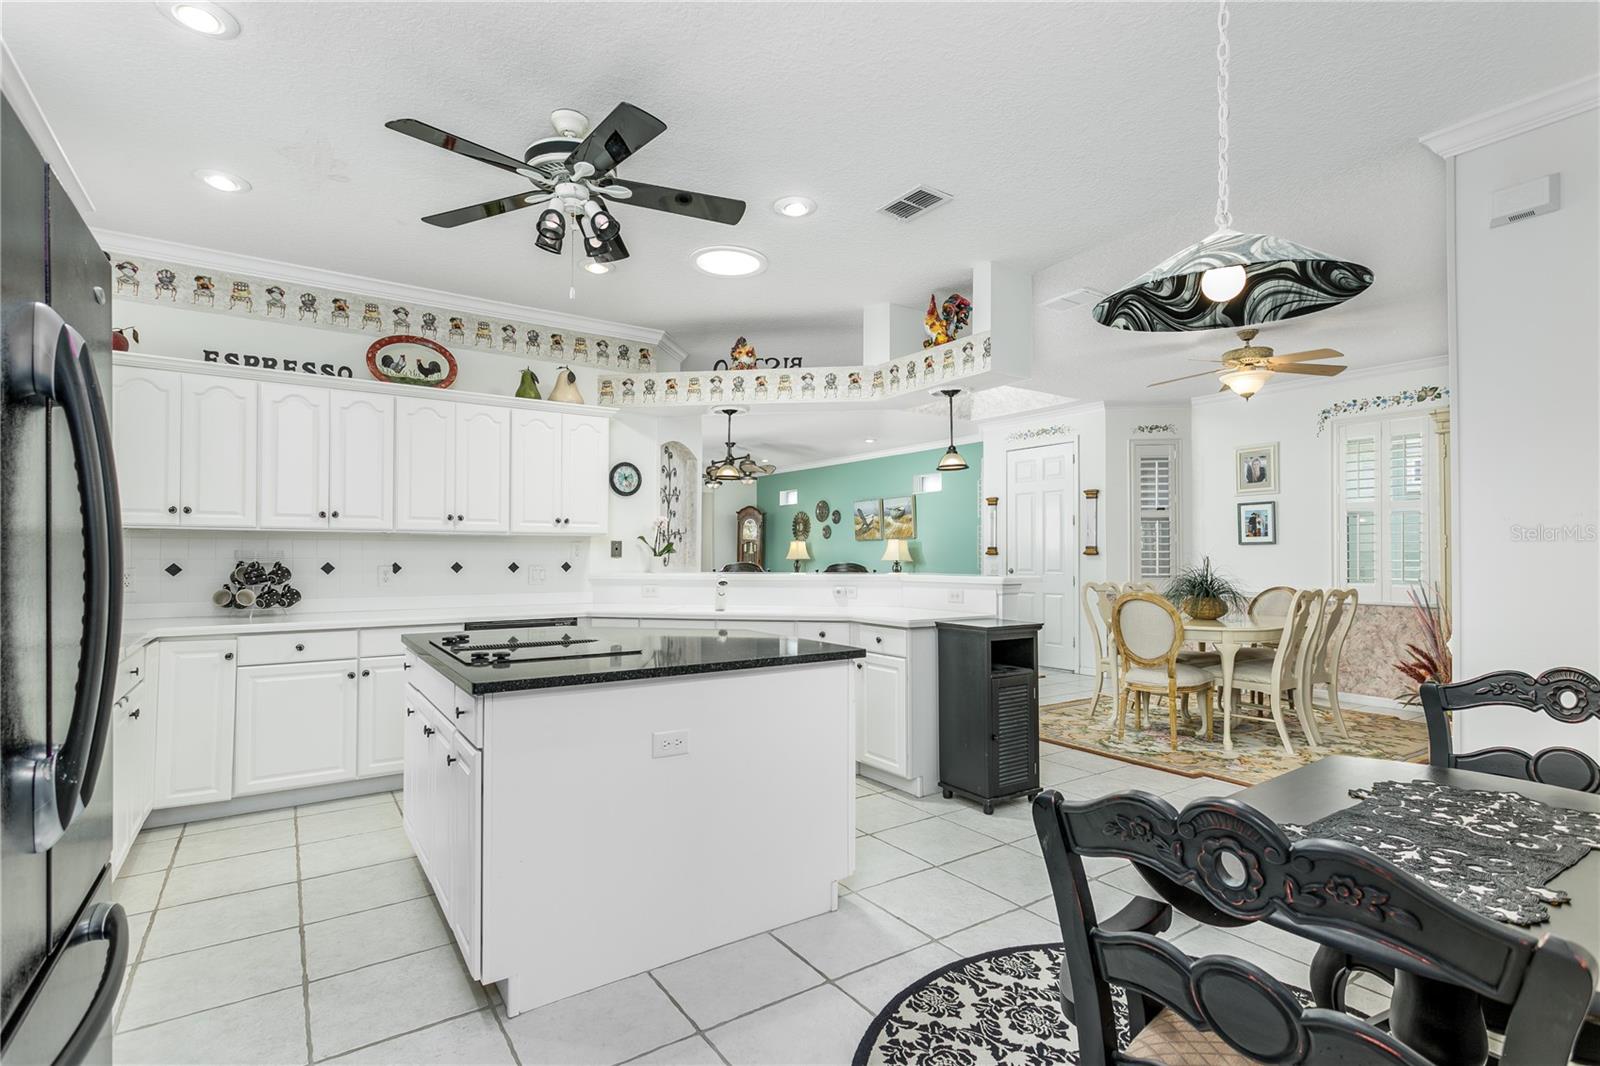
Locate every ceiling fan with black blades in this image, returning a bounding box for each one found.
[385,103,747,267]
[1147,328,1347,400]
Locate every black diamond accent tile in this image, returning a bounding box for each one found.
[451,562,463,573]
[561,561,572,573]
[320,562,335,575]
[507,562,520,573]
[391,562,402,574]
[164,563,183,577]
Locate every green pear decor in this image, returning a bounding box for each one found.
[516,368,541,400]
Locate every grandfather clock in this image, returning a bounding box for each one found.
[735,506,765,569]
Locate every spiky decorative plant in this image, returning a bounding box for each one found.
[1163,557,1246,619]
[1395,583,1452,703]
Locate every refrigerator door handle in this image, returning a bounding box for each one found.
[3,303,115,852]
[76,324,122,807]
[54,902,129,1066]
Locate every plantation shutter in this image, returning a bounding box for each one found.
[1133,442,1178,581]
[1335,415,1435,602]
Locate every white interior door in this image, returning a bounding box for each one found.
[329,392,394,530]
[112,366,182,526]
[394,397,455,531]
[1005,441,1078,670]
[453,404,511,533]
[257,382,330,528]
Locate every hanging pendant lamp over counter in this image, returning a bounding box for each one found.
[1094,0,1372,334]
[935,389,968,472]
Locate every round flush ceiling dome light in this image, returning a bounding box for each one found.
[194,169,250,193]
[693,246,767,278]
[772,196,816,218]
[158,2,240,37]
[1092,0,1370,333]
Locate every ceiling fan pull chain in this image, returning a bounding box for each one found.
[1215,0,1232,232]
[568,217,577,300]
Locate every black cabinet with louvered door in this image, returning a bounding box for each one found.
[935,619,1044,814]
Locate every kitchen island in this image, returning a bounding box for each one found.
[400,622,864,1015]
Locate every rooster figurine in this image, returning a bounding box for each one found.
[923,293,973,348]
[730,336,758,370]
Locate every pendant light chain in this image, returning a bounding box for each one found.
[1214,0,1232,232]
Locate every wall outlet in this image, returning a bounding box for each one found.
[946,589,965,604]
[846,586,859,599]
[528,566,547,585]
[641,585,659,599]
[651,729,689,758]
[610,540,622,558]
[377,565,393,585]
[122,565,137,593]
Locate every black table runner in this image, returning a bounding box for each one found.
[1286,778,1600,926]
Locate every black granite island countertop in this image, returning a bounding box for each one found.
[401,624,866,696]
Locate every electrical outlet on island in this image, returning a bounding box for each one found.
[946,589,965,604]
[651,729,689,758]
[641,585,659,599]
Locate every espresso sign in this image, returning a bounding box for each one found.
[203,349,354,377]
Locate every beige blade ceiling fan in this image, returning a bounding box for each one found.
[1148,328,1346,400]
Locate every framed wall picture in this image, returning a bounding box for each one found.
[1235,443,1279,494]
[1237,501,1278,545]
[882,496,916,539]
[853,499,882,541]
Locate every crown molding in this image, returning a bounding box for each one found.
[1187,354,1448,408]
[2,39,95,215]
[1421,74,1599,158]
[93,229,675,346]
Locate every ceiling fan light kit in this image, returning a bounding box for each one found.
[1095,0,1372,334]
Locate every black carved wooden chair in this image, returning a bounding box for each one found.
[1421,667,1600,793]
[1033,788,1598,1065]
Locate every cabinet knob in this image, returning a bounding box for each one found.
[446,754,457,766]
[223,652,234,660]
[818,630,826,638]
[183,506,192,514]
[331,510,340,518]
[423,725,434,737]
[406,707,415,716]
[455,708,466,718]
[167,505,177,514]
[855,661,863,670]
[403,663,411,670]
[318,511,327,518]
[346,671,356,679]
[295,643,306,652]
[361,669,371,677]
[875,637,883,644]
[131,667,140,676]
[129,708,141,719]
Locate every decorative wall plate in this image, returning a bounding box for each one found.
[822,524,832,539]
[366,335,458,388]
[609,462,642,497]
[815,500,830,522]
[792,512,812,540]
[831,509,841,524]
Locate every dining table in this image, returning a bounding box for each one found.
[1142,755,1600,1064]
[1181,615,1292,754]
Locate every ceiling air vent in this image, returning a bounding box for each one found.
[1040,287,1109,313]
[879,186,951,221]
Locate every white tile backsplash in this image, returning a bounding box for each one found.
[126,530,590,615]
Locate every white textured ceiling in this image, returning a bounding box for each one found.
[5,1,1596,404]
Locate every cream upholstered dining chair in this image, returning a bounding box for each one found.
[1081,581,1121,715]
[1206,588,1324,756]
[1248,585,1295,622]
[1110,591,1214,751]
[1307,587,1358,739]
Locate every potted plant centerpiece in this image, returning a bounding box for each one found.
[1164,557,1246,620]
[638,516,676,572]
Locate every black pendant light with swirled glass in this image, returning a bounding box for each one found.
[1093,1,1373,333]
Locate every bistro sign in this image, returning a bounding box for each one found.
[203,349,354,377]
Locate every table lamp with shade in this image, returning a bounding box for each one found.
[881,539,912,573]
[786,540,812,573]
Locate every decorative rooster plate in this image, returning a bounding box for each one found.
[367,335,458,388]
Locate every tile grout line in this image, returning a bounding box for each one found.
[642,971,731,1066]
[295,807,314,1066]
[113,821,186,1034]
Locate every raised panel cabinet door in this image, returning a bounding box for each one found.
[425,716,454,914]
[394,397,455,531]
[330,391,394,530]
[111,704,135,874]
[509,408,562,533]
[560,414,610,533]
[180,375,258,527]
[234,660,359,795]
[453,404,511,533]
[112,366,182,526]
[258,382,330,528]
[402,686,428,864]
[446,736,482,976]
[856,652,909,776]
[153,640,237,807]
[357,656,406,777]
[127,687,158,834]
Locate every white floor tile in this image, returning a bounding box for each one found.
[705,985,870,1066]
[172,819,296,867]
[121,837,177,877]
[853,793,930,834]
[627,1034,725,1065]
[297,803,402,844]
[328,1009,514,1064]
[652,934,821,1029]
[857,868,1012,939]
[118,928,302,1031]
[940,804,1036,843]
[308,944,487,1059]
[772,896,927,978]
[840,837,929,892]
[296,791,396,816]
[941,845,1054,905]
[498,973,693,1066]
[112,986,307,1065]
[939,908,1061,957]
[180,806,295,836]
[301,858,430,924]
[305,896,451,979]
[111,871,166,916]
[835,942,959,1013]
[873,818,999,865]
[299,827,413,878]
[134,824,183,843]
[160,847,298,907]
[854,776,886,796]
[142,883,299,960]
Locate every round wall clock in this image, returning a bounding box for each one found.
[609,462,642,497]
[815,500,830,522]
[792,512,811,540]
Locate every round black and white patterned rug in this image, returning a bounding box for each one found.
[853,943,1129,1066]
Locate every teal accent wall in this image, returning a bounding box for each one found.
[756,443,984,573]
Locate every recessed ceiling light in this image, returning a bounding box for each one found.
[864,438,876,444]
[584,262,612,275]
[194,169,250,193]
[158,2,240,38]
[773,196,816,218]
[693,246,767,278]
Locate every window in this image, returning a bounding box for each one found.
[1132,441,1178,581]
[1335,414,1437,603]
[778,489,798,506]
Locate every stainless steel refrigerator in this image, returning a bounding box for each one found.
[2,95,128,1064]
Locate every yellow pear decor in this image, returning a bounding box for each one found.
[548,366,584,405]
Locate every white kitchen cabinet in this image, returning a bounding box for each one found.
[357,655,406,777]
[402,686,431,864]
[559,414,609,532]
[179,375,257,527]
[111,682,156,875]
[112,366,182,526]
[154,640,237,808]
[855,652,909,777]
[329,391,394,529]
[453,404,511,533]
[395,397,455,531]
[234,660,359,795]
[510,410,610,534]
[445,731,482,977]
[258,383,330,528]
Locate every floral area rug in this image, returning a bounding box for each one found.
[853,943,1309,1065]
[1039,695,1428,787]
